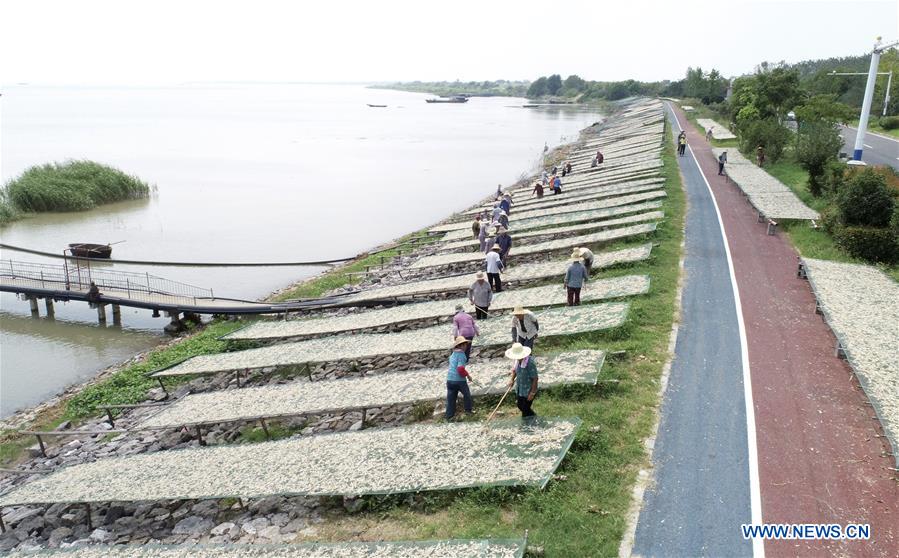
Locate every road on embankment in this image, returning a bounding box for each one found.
[633,104,899,558]
[632,107,756,557]
[841,125,899,170]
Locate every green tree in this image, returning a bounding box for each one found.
[527,76,548,98]
[546,74,563,95]
[755,65,803,121]
[563,74,587,92]
[738,118,791,163]
[794,94,855,126]
[795,121,844,196]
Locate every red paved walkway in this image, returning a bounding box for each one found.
[674,106,899,557]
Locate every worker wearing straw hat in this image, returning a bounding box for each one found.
[511,306,539,349]
[564,251,588,306]
[468,271,493,319]
[446,336,474,420]
[577,246,594,275]
[506,342,538,418]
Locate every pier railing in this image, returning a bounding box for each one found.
[1,259,214,302]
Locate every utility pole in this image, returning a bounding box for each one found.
[851,37,899,165]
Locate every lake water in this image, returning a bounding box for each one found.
[0,83,603,417]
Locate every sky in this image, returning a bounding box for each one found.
[0,0,896,85]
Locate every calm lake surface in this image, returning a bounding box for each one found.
[0,83,603,417]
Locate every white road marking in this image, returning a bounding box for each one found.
[670,105,765,558]
[864,144,873,149]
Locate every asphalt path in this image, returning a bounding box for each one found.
[632,108,753,557]
[840,125,899,169]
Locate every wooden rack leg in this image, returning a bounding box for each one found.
[196,426,206,446]
[259,419,271,440]
[85,503,92,530]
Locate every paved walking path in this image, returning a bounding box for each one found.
[632,108,754,557]
[666,104,899,557]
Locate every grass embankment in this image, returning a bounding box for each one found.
[764,158,899,281]
[307,139,685,556]
[0,160,151,225]
[271,232,441,301]
[869,124,899,139]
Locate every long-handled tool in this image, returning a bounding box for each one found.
[483,380,515,430]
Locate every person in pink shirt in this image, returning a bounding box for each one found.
[451,304,479,359]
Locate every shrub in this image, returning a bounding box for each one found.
[834,169,896,227]
[5,160,150,213]
[738,118,790,163]
[794,121,843,196]
[834,225,899,264]
[820,159,847,197]
[820,206,840,234]
[879,116,899,130]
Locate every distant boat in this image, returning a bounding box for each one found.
[426,96,468,104]
[367,104,388,108]
[522,104,539,108]
[67,243,112,259]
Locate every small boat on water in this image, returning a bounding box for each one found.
[67,243,113,259]
[367,104,388,108]
[426,96,468,104]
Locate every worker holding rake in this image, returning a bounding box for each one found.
[507,342,539,418]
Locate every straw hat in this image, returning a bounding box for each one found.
[512,306,527,315]
[491,244,501,252]
[578,247,591,256]
[505,342,532,360]
[569,253,583,263]
[452,336,469,348]
[475,271,486,280]
[454,304,464,313]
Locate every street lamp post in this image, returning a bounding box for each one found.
[850,37,899,165]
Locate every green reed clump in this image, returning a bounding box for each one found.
[4,160,151,214]
[0,189,20,225]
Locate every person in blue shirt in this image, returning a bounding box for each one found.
[495,227,512,264]
[499,196,511,215]
[446,336,474,420]
[506,342,538,418]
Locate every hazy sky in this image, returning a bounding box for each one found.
[1,0,896,85]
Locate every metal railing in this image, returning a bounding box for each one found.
[1,259,214,304]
